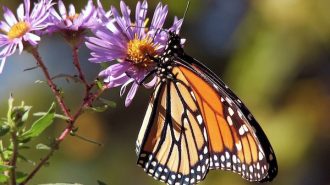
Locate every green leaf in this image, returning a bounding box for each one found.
[86,105,109,113]
[34,80,46,84]
[0,125,10,137]
[17,154,35,165]
[16,171,28,183]
[3,150,12,160]
[97,180,108,185]
[36,143,51,150]
[19,103,56,141]
[52,74,80,83]
[33,112,70,121]
[0,164,13,172]
[18,143,30,150]
[7,95,14,128]
[87,98,116,112]
[0,173,8,183]
[7,143,30,150]
[99,98,116,108]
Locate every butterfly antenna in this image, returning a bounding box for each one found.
[182,0,191,23]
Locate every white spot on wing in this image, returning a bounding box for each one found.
[227,116,233,126]
[190,91,196,100]
[259,152,264,160]
[203,146,208,154]
[197,115,203,124]
[233,155,237,164]
[225,97,232,104]
[225,151,230,159]
[203,128,208,141]
[228,107,234,116]
[249,165,253,173]
[239,126,245,135]
[243,124,249,132]
[221,155,225,162]
[238,110,243,119]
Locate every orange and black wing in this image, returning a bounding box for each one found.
[176,55,278,182]
[136,78,210,185]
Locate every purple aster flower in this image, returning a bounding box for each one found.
[86,0,183,106]
[47,0,98,46]
[96,0,112,24]
[0,0,53,73]
[48,0,97,32]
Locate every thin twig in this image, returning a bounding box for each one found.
[29,48,73,122]
[19,147,56,185]
[72,46,90,91]
[59,86,107,141]
[9,132,18,185]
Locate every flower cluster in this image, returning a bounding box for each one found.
[0,0,183,106]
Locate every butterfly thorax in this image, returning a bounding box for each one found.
[155,32,184,82]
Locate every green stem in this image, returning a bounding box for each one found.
[9,132,18,185]
[0,140,5,161]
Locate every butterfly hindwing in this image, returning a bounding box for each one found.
[136,77,210,185]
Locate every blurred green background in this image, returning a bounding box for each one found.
[0,0,329,184]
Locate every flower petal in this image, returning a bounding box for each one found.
[16,4,24,21]
[143,76,157,89]
[120,78,134,97]
[0,57,6,74]
[24,33,40,45]
[68,4,76,17]
[58,0,67,19]
[125,82,139,107]
[135,0,148,39]
[0,21,11,33]
[3,6,18,26]
[24,0,30,18]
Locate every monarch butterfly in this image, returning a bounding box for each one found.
[135,31,278,185]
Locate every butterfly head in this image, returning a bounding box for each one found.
[166,31,184,53]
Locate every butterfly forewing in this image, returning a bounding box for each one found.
[136,79,210,184]
[179,56,277,180]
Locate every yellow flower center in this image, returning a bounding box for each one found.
[127,35,157,68]
[7,22,30,40]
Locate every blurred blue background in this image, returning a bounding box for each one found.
[0,0,329,184]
